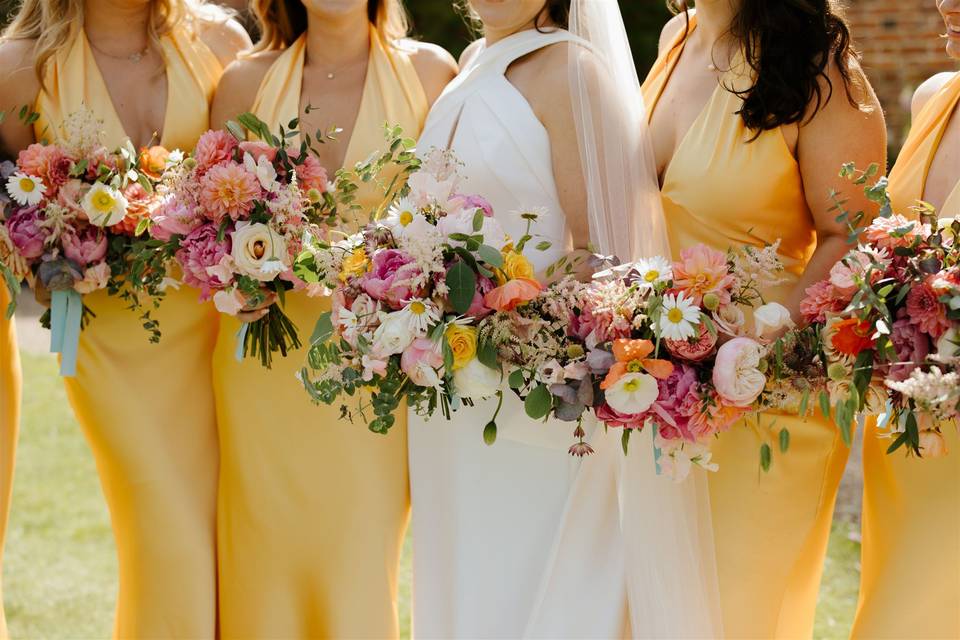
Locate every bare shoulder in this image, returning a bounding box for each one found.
[195,10,252,67]
[400,39,457,107]
[0,38,41,157]
[210,50,281,129]
[659,11,690,54]
[458,39,483,69]
[911,71,956,120]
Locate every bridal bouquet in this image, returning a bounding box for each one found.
[0,108,179,375]
[799,169,960,457]
[298,149,551,435]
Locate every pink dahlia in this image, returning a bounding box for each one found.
[907,278,950,338]
[194,130,237,172]
[17,143,72,195]
[199,163,260,223]
[800,279,846,324]
[672,244,734,306]
[294,155,329,193]
[864,214,927,251]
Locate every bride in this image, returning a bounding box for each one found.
[408,0,721,637]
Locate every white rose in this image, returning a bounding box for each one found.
[753,302,794,341]
[712,337,766,407]
[231,222,289,282]
[452,358,501,400]
[213,288,246,316]
[82,182,128,227]
[372,311,415,356]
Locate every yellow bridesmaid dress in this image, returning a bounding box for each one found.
[851,71,960,640]
[213,27,427,638]
[34,26,223,638]
[0,285,20,640]
[642,18,851,638]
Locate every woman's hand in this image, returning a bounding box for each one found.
[236,291,277,323]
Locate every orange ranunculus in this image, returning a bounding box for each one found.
[483,277,542,312]
[139,145,170,179]
[601,338,675,389]
[830,318,875,357]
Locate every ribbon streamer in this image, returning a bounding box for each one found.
[652,422,663,475]
[235,322,249,362]
[50,289,83,377]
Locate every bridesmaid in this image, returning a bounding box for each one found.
[0,1,248,636]
[208,1,455,635]
[853,0,960,636]
[642,1,886,637]
[0,286,19,637]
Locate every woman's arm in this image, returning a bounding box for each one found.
[209,52,278,131]
[0,39,40,159]
[407,41,458,108]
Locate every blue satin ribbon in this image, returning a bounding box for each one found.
[50,289,82,377]
[235,322,249,362]
[652,422,663,475]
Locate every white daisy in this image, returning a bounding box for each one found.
[634,256,672,288]
[397,298,440,336]
[82,182,128,227]
[6,172,45,206]
[659,292,700,341]
[384,196,423,237]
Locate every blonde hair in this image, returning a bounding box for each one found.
[1,0,226,87]
[252,0,409,52]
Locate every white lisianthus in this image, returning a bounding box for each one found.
[452,358,501,399]
[6,172,45,206]
[634,256,672,289]
[82,182,128,226]
[659,292,700,341]
[213,288,246,316]
[712,337,766,407]
[372,310,415,356]
[605,372,659,415]
[243,151,278,191]
[753,302,794,341]
[656,437,719,482]
[231,222,289,282]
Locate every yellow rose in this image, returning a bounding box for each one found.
[502,250,535,281]
[339,247,368,282]
[445,324,477,370]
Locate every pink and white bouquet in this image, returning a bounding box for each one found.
[298,149,551,434]
[0,108,179,375]
[800,165,959,457]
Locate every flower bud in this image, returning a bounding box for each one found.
[702,292,720,311]
[183,157,198,171]
[307,188,323,204]
[828,362,848,381]
[483,421,498,446]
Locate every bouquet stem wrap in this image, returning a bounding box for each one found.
[50,289,83,376]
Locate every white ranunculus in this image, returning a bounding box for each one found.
[452,358,501,400]
[605,372,659,415]
[372,311,415,356]
[231,222,289,282]
[712,337,766,407]
[753,302,794,341]
[82,182,128,227]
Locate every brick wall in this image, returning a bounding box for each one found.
[844,0,958,156]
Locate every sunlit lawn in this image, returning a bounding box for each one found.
[4,352,858,639]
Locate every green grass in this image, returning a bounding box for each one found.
[3,352,858,639]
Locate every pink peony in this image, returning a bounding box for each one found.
[889,313,932,381]
[647,363,699,441]
[595,402,647,430]
[294,155,329,193]
[361,249,422,309]
[664,323,718,361]
[18,143,72,195]
[238,141,277,164]
[7,206,48,259]
[671,244,734,306]
[907,278,950,338]
[800,279,846,324]
[150,198,203,241]
[864,214,928,251]
[199,162,261,223]
[62,226,107,266]
[194,130,237,171]
[175,223,232,295]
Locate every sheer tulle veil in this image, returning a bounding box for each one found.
[568,1,724,636]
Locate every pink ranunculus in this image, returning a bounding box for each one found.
[864,214,928,251]
[7,206,48,259]
[175,223,232,295]
[18,143,72,195]
[672,244,735,306]
[907,277,950,338]
[150,197,203,241]
[361,249,421,309]
[194,130,237,172]
[800,279,846,324]
[889,313,932,381]
[647,363,699,441]
[664,323,718,362]
[595,402,647,430]
[238,141,278,164]
[199,162,261,223]
[62,226,107,266]
[401,337,444,387]
[295,155,329,193]
[466,275,495,318]
[449,193,494,217]
[712,337,766,407]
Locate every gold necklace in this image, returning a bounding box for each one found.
[87,35,151,63]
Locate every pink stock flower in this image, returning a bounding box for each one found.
[361,250,422,309]
[864,214,927,251]
[664,323,718,362]
[295,155,329,193]
[18,143,72,195]
[595,402,647,430]
[7,206,48,259]
[62,226,107,266]
[889,313,932,381]
[175,223,232,295]
[238,141,277,164]
[907,278,950,338]
[150,198,202,241]
[199,162,261,223]
[194,130,237,171]
[671,244,734,306]
[800,279,846,324]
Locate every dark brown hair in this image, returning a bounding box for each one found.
[668,0,861,132]
[253,0,408,51]
[534,0,569,31]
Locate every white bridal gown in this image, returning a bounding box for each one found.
[408,28,629,639]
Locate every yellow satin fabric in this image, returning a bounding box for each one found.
[852,71,960,640]
[213,28,427,638]
[34,26,222,638]
[642,18,850,638]
[0,286,20,640]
